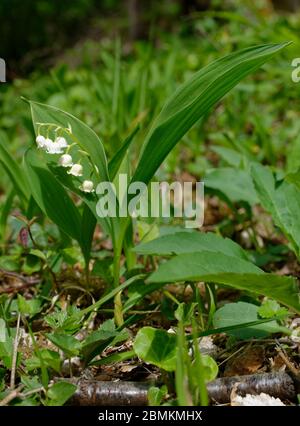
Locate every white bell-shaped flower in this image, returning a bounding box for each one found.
[80,180,94,193]
[45,138,64,154]
[68,163,83,176]
[55,137,68,149]
[59,154,73,168]
[36,135,47,149]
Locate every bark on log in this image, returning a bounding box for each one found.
[70,380,149,406]
[206,372,295,404]
[65,372,297,406]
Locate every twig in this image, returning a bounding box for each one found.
[275,344,299,377]
[0,268,40,285]
[0,385,23,406]
[10,313,21,389]
[62,372,296,406]
[21,386,44,398]
[0,281,39,294]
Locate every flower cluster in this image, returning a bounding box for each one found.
[35,132,94,193]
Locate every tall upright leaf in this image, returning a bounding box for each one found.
[28,100,109,183]
[27,99,114,238]
[132,43,289,186]
[24,148,82,243]
[0,132,30,204]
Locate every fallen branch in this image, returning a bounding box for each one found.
[65,372,297,406]
[69,380,150,406]
[206,372,296,404]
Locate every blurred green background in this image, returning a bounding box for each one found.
[1,0,300,197]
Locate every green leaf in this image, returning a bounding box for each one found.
[258,299,289,319]
[22,254,42,275]
[0,255,19,271]
[205,167,258,205]
[46,333,81,357]
[28,100,109,183]
[26,349,61,373]
[82,319,129,364]
[133,326,177,372]
[252,163,300,257]
[17,294,41,316]
[80,203,96,265]
[0,132,30,204]
[213,302,289,339]
[47,382,76,406]
[108,125,139,181]
[27,99,114,240]
[148,251,300,313]
[148,385,168,406]
[0,319,6,343]
[90,350,135,366]
[48,163,111,237]
[0,190,15,242]
[134,231,248,260]
[211,145,244,168]
[24,148,82,243]
[132,43,288,186]
[192,354,218,383]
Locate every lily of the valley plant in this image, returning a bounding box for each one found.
[23,42,300,326]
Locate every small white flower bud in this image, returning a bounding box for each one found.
[55,137,68,149]
[45,138,64,154]
[36,135,46,148]
[80,180,94,193]
[68,163,83,177]
[59,154,73,167]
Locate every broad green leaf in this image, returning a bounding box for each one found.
[148,251,300,313]
[82,319,129,364]
[132,43,288,186]
[213,302,289,339]
[0,132,30,204]
[80,203,96,265]
[0,189,14,241]
[28,100,109,183]
[205,167,258,205]
[210,145,244,168]
[252,163,300,257]
[46,333,82,357]
[17,294,41,316]
[48,163,111,236]
[27,100,116,240]
[148,385,168,406]
[192,354,218,383]
[47,382,76,406]
[133,326,177,372]
[26,349,61,373]
[24,148,82,243]
[134,231,248,260]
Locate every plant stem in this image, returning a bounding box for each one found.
[10,313,21,390]
[112,239,124,327]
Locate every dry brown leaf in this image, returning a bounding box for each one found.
[224,345,265,377]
